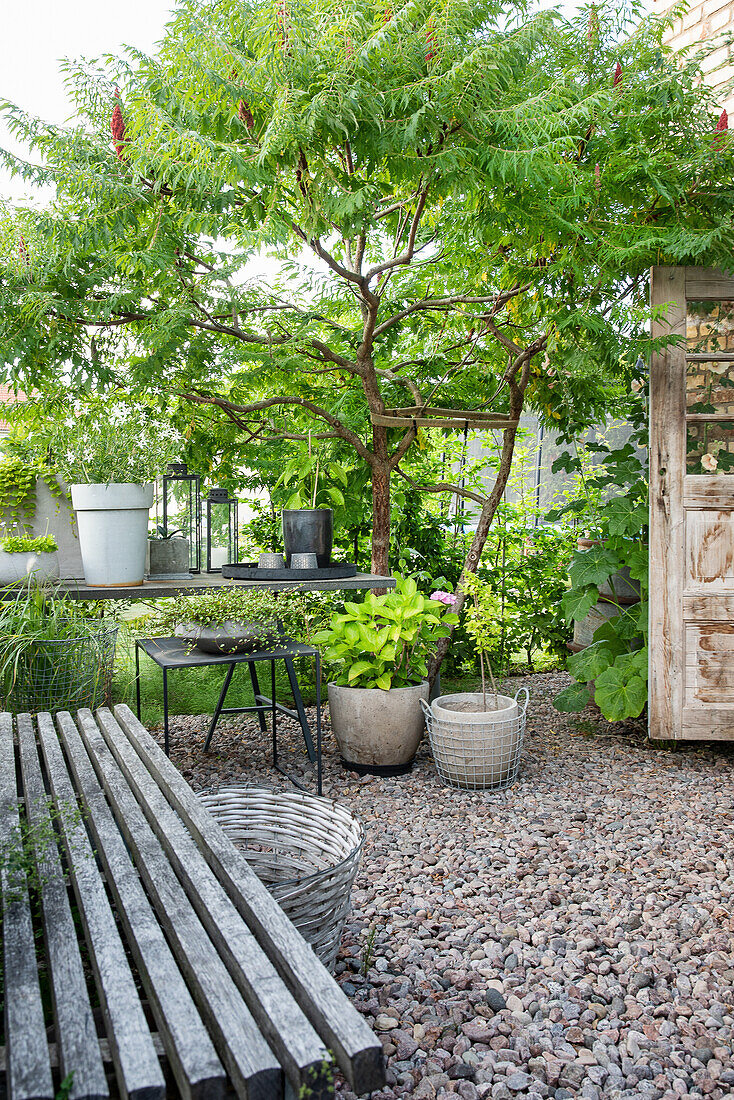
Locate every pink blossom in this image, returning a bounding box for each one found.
[702,452,718,472]
[431,590,458,607]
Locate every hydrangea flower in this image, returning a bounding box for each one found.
[430,590,458,607]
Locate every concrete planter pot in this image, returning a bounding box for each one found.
[327,680,429,775]
[71,483,153,587]
[174,620,274,655]
[282,509,333,568]
[148,537,191,579]
[0,550,60,586]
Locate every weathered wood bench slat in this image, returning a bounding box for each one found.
[0,713,55,1100]
[16,714,110,1100]
[73,710,283,1100]
[94,708,333,1098]
[50,713,226,1100]
[113,704,386,1096]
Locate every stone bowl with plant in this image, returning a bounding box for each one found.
[0,534,60,585]
[152,587,284,655]
[313,575,458,774]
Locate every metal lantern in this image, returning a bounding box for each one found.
[205,487,239,573]
[161,462,202,573]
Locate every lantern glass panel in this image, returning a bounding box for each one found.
[206,490,238,572]
[162,463,201,573]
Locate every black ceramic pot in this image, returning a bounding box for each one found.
[281,508,333,568]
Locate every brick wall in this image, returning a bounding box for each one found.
[652,0,734,114]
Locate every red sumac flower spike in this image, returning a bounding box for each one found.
[425,18,437,63]
[237,100,255,132]
[111,89,126,160]
[18,235,29,266]
[712,107,728,150]
[613,62,622,87]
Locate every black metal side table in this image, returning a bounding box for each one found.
[134,637,322,794]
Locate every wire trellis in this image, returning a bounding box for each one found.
[6,623,119,714]
[422,687,528,791]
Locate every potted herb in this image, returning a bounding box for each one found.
[152,588,282,655]
[50,401,182,588]
[428,575,528,788]
[148,526,191,579]
[275,440,348,567]
[314,576,458,774]
[0,534,60,585]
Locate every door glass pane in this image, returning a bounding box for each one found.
[687,421,734,473]
[687,299,734,353]
[686,360,734,413]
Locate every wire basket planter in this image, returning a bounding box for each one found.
[422,687,529,791]
[5,622,119,714]
[198,785,364,971]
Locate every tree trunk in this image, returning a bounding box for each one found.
[370,459,391,578]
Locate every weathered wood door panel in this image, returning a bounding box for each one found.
[650,265,734,739]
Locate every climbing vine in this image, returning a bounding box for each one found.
[0,456,65,535]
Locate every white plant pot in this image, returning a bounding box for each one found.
[427,692,524,789]
[0,550,60,586]
[327,680,429,775]
[71,483,153,587]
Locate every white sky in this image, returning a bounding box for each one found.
[1,0,176,204]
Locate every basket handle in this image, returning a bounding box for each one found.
[420,698,433,721]
[514,686,530,715]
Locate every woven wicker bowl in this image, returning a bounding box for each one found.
[199,785,363,970]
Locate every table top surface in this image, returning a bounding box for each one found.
[137,635,319,669]
[33,571,395,600]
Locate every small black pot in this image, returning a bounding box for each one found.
[281,508,333,568]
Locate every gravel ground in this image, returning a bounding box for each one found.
[150,672,734,1100]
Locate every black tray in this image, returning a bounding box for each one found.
[221,562,358,581]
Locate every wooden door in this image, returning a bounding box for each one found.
[650,266,734,740]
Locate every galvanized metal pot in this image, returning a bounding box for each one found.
[281,508,333,568]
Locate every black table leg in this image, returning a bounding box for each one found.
[271,659,277,768]
[163,668,170,757]
[283,656,316,762]
[248,662,268,732]
[316,651,322,796]
[204,663,236,752]
[135,643,141,721]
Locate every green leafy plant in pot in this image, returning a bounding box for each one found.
[428,574,528,789]
[0,533,60,585]
[314,575,458,775]
[276,439,348,567]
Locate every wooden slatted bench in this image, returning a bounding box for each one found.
[0,703,385,1100]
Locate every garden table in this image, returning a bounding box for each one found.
[0,705,384,1100]
[135,636,323,794]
